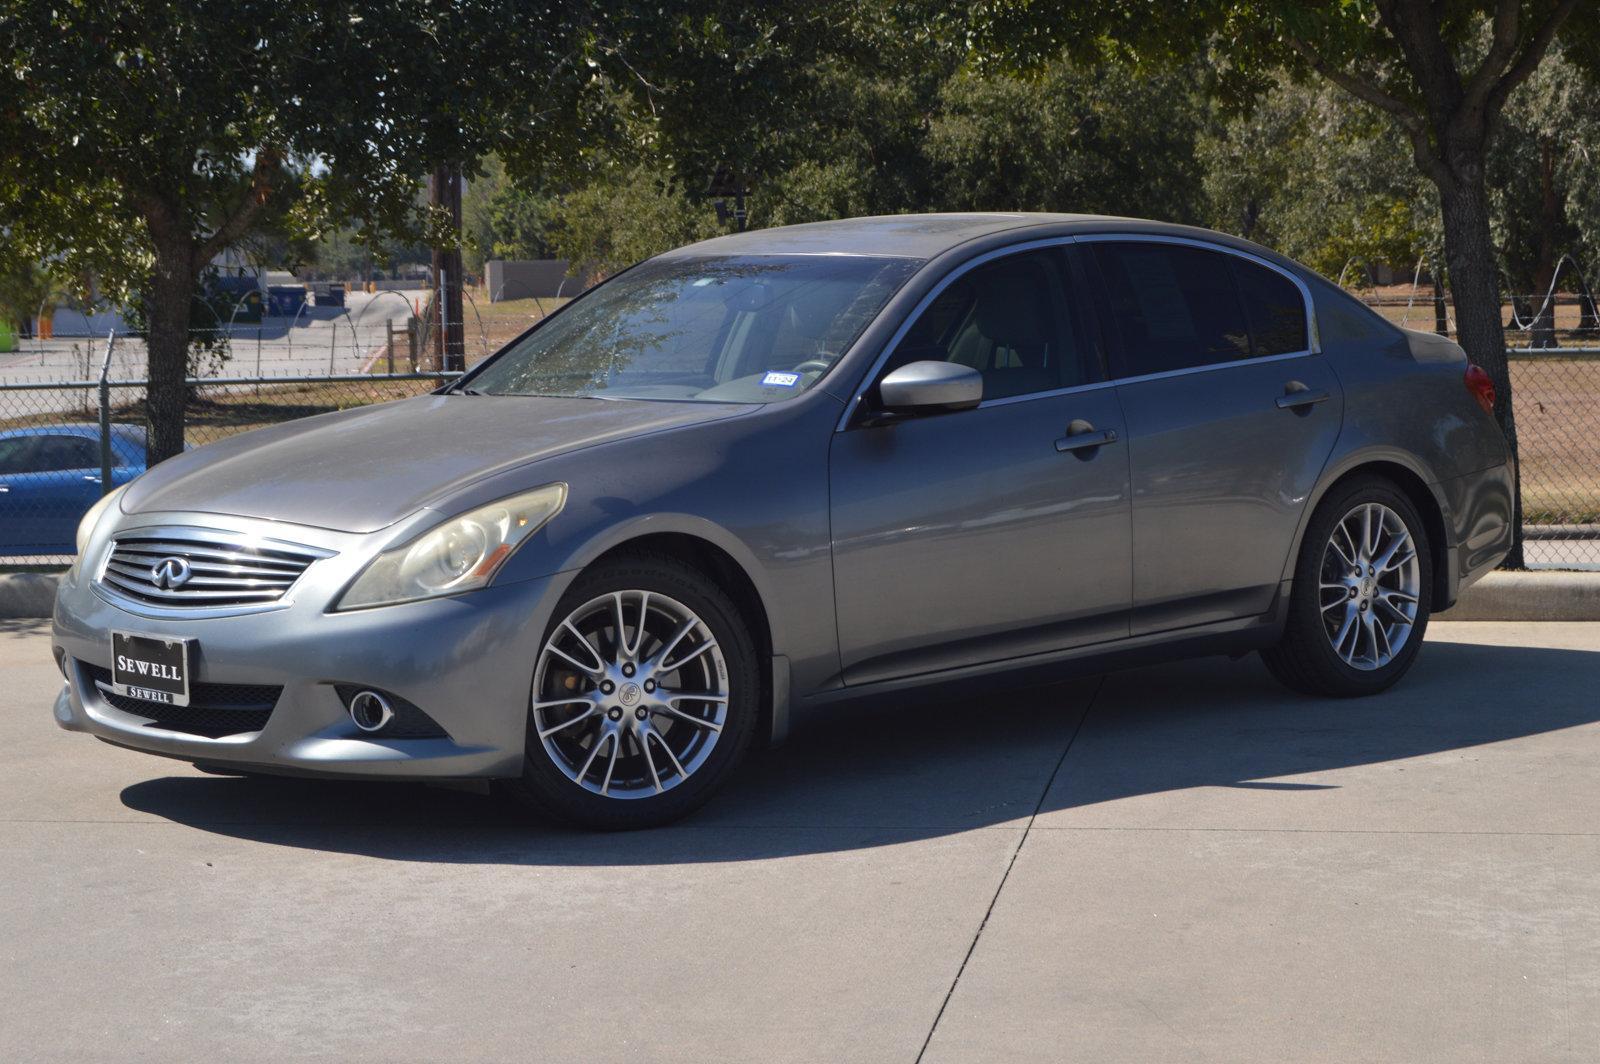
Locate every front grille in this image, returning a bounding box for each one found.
[98,530,329,608]
[84,663,280,738]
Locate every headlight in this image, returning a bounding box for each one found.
[334,483,567,610]
[75,483,128,555]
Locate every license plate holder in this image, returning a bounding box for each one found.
[110,632,193,708]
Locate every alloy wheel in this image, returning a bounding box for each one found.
[532,590,729,798]
[1319,502,1421,670]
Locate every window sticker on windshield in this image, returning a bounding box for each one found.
[762,371,801,387]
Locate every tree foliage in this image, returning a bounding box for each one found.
[0,0,588,457]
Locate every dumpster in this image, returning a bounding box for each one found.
[312,282,346,308]
[209,275,263,323]
[0,321,14,353]
[267,285,307,317]
[232,288,264,323]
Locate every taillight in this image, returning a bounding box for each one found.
[1464,364,1496,415]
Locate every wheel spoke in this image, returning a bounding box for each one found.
[535,701,599,739]
[651,731,689,782]
[546,644,600,676]
[611,593,630,657]
[559,620,608,672]
[634,592,651,657]
[1370,611,1393,662]
[1331,603,1358,664]
[651,618,697,670]
[655,701,724,732]
[1376,590,1415,623]
[1374,529,1413,573]
[663,638,718,673]
[600,732,621,795]
[574,729,613,784]
[1330,523,1358,567]
[640,729,663,793]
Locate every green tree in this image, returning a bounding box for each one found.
[1487,47,1600,306]
[967,0,1600,566]
[1200,79,1441,278]
[0,0,584,460]
[547,162,721,277]
[927,58,1208,221]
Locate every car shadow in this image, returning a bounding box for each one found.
[118,637,1600,864]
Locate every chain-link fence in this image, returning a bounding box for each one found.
[0,359,459,566]
[13,285,569,381]
[3,311,1598,571]
[1509,347,1600,568]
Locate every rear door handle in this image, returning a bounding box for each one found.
[81,475,101,483]
[1276,382,1331,410]
[1055,425,1118,453]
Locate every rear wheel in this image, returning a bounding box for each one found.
[508,554,759,829]
[1262,476,1432,697]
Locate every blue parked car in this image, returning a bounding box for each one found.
[0,425,147,555]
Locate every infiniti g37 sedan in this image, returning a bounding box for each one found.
[52,214,1513,829]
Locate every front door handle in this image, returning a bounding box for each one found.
[1276,381,1331,411]
[1055,421,1118,453]
[0,485,9,493]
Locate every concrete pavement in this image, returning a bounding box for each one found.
[2,620,1598,1062]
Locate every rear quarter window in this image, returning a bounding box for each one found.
[1230,259,1309,355]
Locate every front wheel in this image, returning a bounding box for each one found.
[507,554,760,829]
[1262,476,1432,697]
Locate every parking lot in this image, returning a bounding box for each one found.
[3,618,1598,1063]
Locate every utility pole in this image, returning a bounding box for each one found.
[428,164,466,371]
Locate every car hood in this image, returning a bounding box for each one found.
[121,394,753,533]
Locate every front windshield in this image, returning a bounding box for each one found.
[463,254,919,403]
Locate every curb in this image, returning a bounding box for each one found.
[3,568,1598,623]
[1445,570,1600,622]
[0,572,61,620]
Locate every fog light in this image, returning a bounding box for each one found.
[348,690,395,732]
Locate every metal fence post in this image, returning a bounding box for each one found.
[97,330,116,496]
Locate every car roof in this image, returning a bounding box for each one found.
[660,212,1300,268]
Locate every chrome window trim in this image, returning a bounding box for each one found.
[91,524,336,619]
[837,231,1323,429]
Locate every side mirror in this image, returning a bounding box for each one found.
[878,361,983,413]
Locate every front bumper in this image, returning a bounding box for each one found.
[52,510,570,779]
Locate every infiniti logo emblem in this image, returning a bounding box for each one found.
[149,557,193,590]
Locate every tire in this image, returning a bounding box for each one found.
[1261,475,1433,697]
[506,553,760,830]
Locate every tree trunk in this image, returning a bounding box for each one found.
[145,236,198,464]
[1434,161,1524,567]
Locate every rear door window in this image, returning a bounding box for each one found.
[1092,242,1253,377]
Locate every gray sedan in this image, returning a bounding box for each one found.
[51,214,1514,828]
